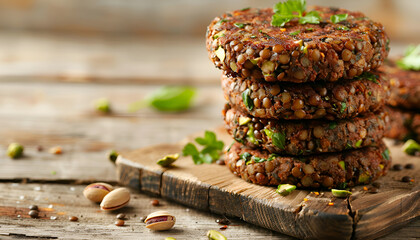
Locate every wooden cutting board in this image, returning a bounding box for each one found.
[115,127,419,240]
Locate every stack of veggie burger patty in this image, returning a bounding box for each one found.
[382,55,420,142]
[206,0,391,188]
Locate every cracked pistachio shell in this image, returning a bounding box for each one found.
[100,187,130,211]
[83,182,113,203]
[145,211,176,231]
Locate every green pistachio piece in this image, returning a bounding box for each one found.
[95,98,111,113]
[239,116,251,125]
[207,230,227,240]
[358,172,370,183]
[215,47,225,62]
[250,58,259,65]
[261,61,275,73]
[157,153,180,167]
[338,161,346,170]
[108,150,119,164]
[331,189,352,198]
[165,238,177,240]
[402,139,420,155]
[7,143,24,159]
[276,184,296,196]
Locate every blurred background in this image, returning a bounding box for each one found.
[0,0,418,84]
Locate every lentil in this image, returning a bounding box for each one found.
[404,163,414,169]
[151,199,160,206]
[116,213,126,220]
[69,216,78,222]
[392,164,403,171]
[115,219,125,226]
[28,210,38,218]
[29,205,38,211]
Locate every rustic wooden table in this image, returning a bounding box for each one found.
[0,32,418,239]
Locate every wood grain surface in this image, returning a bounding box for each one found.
[117,130,419,240]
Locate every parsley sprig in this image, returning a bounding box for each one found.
[397,44,420,71]
[271,0,321,27]
[182,131,224,164]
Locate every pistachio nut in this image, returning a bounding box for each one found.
[100,187,130,211]
[207,230,227,240]
[145,211,176,231]
[83,182,113,203]
[157,153,179,167]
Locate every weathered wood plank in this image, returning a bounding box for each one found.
[116,130,419,240]
[0,183,296,240]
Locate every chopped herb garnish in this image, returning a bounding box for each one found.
[340,102,347,113]
[252,156,267,163]
[234,23,246,28]
[299,11,321,24]
[240,152,252,164]
[240,7,250,11]
[397,44,420,71]
[330,14,348,23]
[381,148,390,160]
[242,89,254,111]
[368,91,372,96]
[345,143,352,150]
[402,139,420,156]
[355,72,379,83]
[182,131,224,165]
[272,131,286,150]
[217,19,228,24]
[355,139,363,148]
[305,27,314,32]
[336,25,350,31]
[337,182,348,189]
[290,30,301,36]
[129,86,196,112]
[271,0,321,27]
[329,122,337,130]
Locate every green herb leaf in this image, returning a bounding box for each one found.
[329,122,337,129]
[242,89,254,111]
[336,25,350,31]
[272,132,286,150]
[234,23,246,28]
[289,30,301,36]
[271,0,306,27]
[382,148,390,160]
[330,14,348,23]
[397,44,420,71]
[305,27,314,32]
[340,102,347,113]
[355,139,363,148]
[183,131,224,165]
[129,86,196,112]
[299,11,321,24]
[355,72,379,83]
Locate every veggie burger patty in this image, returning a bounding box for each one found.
[207,6,389,83]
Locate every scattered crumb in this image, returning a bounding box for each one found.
[328,202,334,206]
[49,146,62,155]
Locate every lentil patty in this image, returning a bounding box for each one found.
[226,141,390,188]
[207,7,389,83]
[224,105,388,155]
[222,72,389,120]
[385,107,420,142]
[382,60,420,110]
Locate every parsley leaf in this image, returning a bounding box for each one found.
[397,44,420,71]
[340,102,347,113]
[234,23,246,28]
[355,72,379,83]
[289,30,301,36]
[182,131,224,165]
[272,132,286,150]
[381,148,390,160]
[242,89,254,111]
[271,0,306,27]
[330,14,348,23]
[129,86,196,112]
[299,11,321,24]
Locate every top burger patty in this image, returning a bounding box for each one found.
[207,6,389,83]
